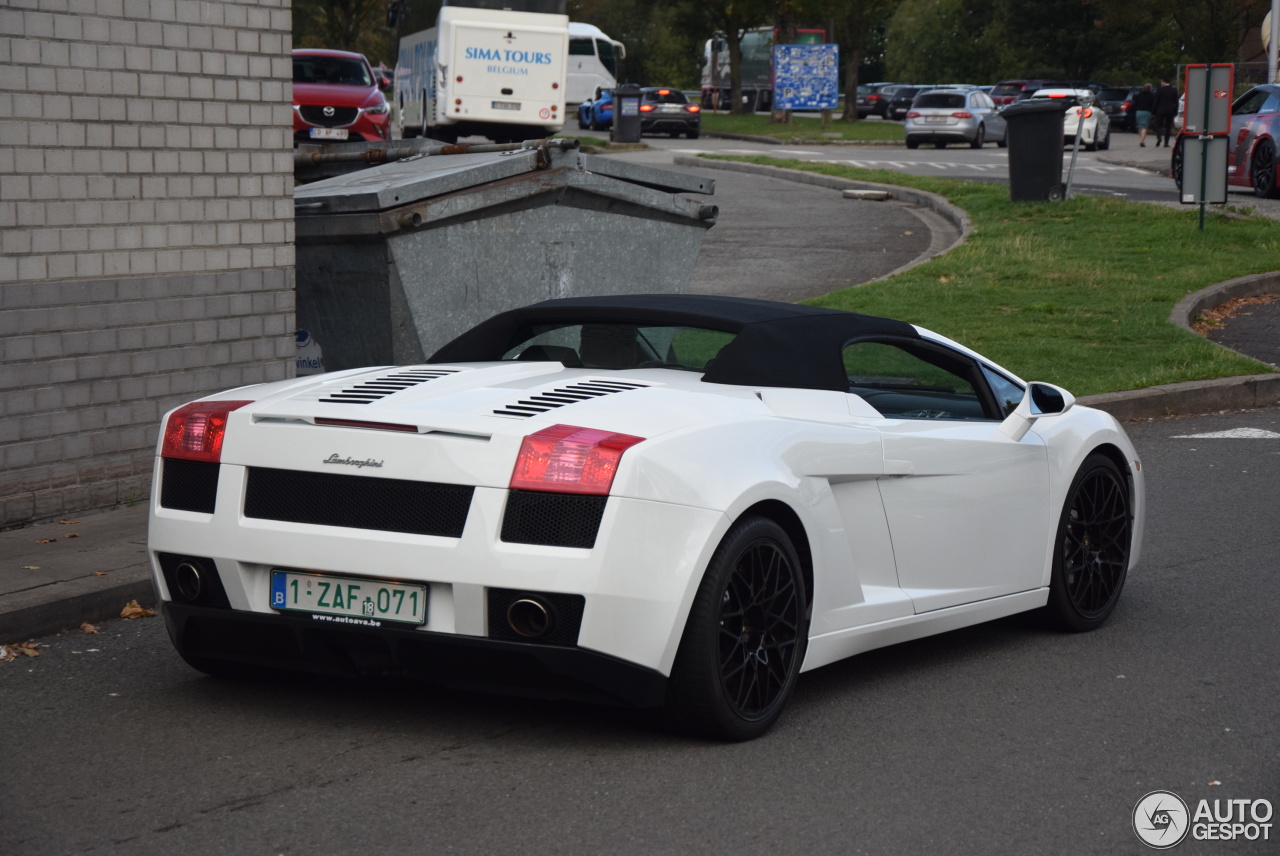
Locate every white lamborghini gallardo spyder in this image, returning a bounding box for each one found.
[149,295,1144,740]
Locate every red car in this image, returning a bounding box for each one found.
[292,49,391,144]
[1173,84,1280,199]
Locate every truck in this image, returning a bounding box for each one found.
[396,0,569,143]
[701,27,826,113]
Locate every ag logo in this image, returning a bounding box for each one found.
[1134,790,1190,848]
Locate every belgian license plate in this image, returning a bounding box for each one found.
[491,100,520,111]
[270,570,427,626]
[310,127,348,140]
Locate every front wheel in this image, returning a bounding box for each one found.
[665,516,808,741]
[970,125,985,149]
[1098,126,1110,150]
[1251,140,1278,199]
[1043,453,1132,632]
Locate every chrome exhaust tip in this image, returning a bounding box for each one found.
[174,562,204,602]
[507,597,554,639]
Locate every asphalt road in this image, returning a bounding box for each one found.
[3,406,1277,855]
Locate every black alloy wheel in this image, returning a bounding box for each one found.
[1044,453,1132,632]
[1252,140,1278,199]
[666,516,808,740]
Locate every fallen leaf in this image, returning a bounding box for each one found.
[21,645,40,658]
[64,533,78,539]
[35,538,56,544]
[81,622,99,634]
[22,565,40,570]
[58,519,79,525]
[2,641,42,662]
[1209,780,1222,786]
[92,571,107,576]
[902,230,914,235]
[120,600,156,620]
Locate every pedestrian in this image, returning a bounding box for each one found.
[1133,83,1156,146]
[1153,77,1179,147]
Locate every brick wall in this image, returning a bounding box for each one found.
[0,0,296,528]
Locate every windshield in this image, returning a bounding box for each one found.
[294,56,372,87]
[501,323,736,371]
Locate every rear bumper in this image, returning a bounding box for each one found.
[165,601,669,707]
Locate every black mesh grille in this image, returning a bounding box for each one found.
[299,105,359,127]
[244,467,473,537]
[487,588,586,646]
[500,490,607,548]
[160,458,221,513]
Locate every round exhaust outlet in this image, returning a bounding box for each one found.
[507,597,554,639]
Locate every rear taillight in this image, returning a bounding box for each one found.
[1078,107,1092,118]
[1122,100,1132,111]
[161,401,251,463]
[869,94,882,102]
[639,103,654,112]
[510,424,644,496]
[686,104,700,113]
[951,111,973,119]
[906,111,920,118]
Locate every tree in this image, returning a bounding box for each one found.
[829,0,897,121]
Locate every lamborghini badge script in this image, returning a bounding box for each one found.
[322,454,384,469]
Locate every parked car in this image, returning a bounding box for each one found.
[1098,85,1141,131]
[856,82,898,118]
[577,87,613,131]
[1030,88,1111,150]
[905,88,1007,149]
[886,86,931,121]
[1173,84,1280,198]
[291,49,391,144]
[639,87,701,138]
[149,294,1143,740]
[990,79,1057,106]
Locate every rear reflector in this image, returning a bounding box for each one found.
[161,401,251,463]
[510,424,644,496]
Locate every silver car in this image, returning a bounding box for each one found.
[905,88,1008,149]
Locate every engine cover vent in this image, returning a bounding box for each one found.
[492,380,649,418]
[309,368,461,405]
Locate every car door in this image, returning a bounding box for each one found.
[975,91,1006,140]
[845,337,1052,614]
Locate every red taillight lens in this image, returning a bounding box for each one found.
[686,104,700,113]
[1122,100,1132,111]
[869,94,882,102]
[639,103,655,112]
[951,111,973,119]
[1078,107,1092,118]
[510,424,645,496]
[906,111,920,118]
[161,401,251,462]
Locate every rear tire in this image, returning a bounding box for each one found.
[665,516,808,741]
[687,129,700,140]
[970,125,985,149]
[905,139,919,150]
[1043,454,1132,632]
[1251,140,1278,199]
[934,141,947,149]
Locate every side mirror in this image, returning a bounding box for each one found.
[999,382,1075,441]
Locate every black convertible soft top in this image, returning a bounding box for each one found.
[428,294,920,392]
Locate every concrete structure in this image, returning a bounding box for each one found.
[0,0,296,528]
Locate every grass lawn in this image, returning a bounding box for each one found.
[717,156,1278,395]
[700,112,904,142]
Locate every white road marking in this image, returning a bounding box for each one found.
[1171,428,1280,439]
[774,149,822,155]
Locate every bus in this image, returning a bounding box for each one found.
[567,22,626,104]
[397,0,569,143]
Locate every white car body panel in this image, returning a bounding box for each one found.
[149,308,1145,702]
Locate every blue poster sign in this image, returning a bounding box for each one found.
[773,43,839,111]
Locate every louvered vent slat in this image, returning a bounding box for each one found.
[492,380,649,418]
[317,369,460,404]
